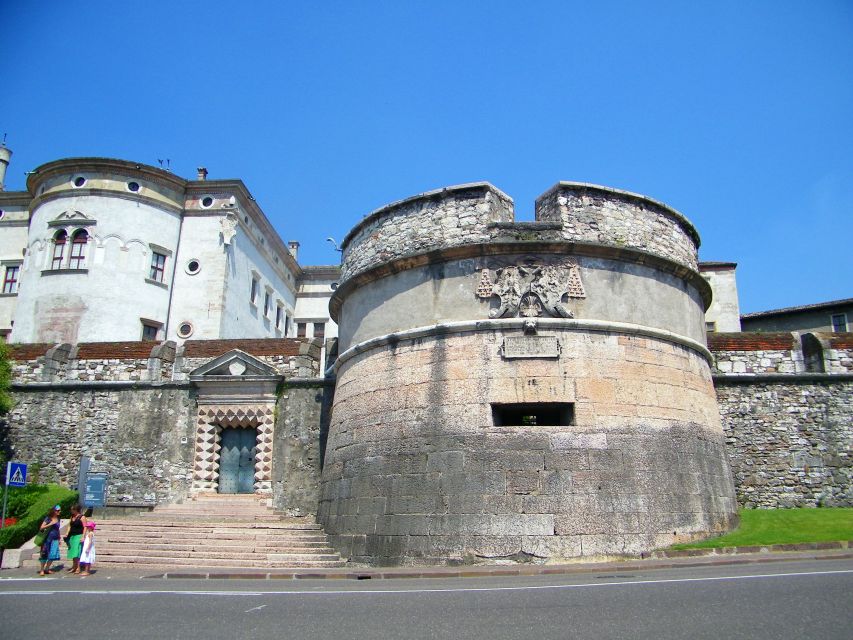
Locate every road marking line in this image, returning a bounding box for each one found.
[0,568,851,597]
[245,604,267,613]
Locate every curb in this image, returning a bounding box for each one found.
[140,543,853,581]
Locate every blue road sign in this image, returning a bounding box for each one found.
[6,461,27,487]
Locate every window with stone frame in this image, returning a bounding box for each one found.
[313,322,325,339]
[51,230,67,269]
[68,229,88,269]
[297,322,306,337]
[149,251,167,282]
[141,321,160,341]
[250,276,259,305]
[275,304,283,330]
[264,290,272,318]
[3,265,20,294]
[831,313,848,332]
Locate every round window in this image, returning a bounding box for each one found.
[330,282,339,291]
[72,176,86,188]
[201,196,214,208]
[185,259,201,275]
[177,322,194,338]
[127,181,140,192]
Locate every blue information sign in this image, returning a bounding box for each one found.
[6,461,27,488]
[83,473,108,507]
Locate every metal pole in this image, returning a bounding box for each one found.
[1,483,8,530]
[1,462,9,530]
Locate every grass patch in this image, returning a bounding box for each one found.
[671,508,853,549]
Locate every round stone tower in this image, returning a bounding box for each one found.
[320,181,737,566]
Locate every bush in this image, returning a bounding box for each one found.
[5,484,49,519]
[0,484,78,550]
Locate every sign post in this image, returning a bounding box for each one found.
[2,461,28,530]
[83,472,108,517]
[76,456,91,507]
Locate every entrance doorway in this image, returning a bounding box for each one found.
[218,427,257,494]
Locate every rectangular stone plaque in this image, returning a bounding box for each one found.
[502,335,560,359]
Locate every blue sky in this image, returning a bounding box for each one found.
[2,1,851,313]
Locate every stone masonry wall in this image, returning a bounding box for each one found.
[2,386,195,504]
[826,335,853,373]
[319,329,736,566]
[340,184,514,281]
[716,379,853,508]
[3,337,324,505]
[535,183,700,270]
[709,333,802,374]
[272,379,334,515]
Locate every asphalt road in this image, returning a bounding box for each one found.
[2,558,852,640]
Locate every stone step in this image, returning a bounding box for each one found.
[94,555,346,568]
[98,531,327,546]
[76,496,344,570]
[99,544,337,556]
[96,521,322,531]
[98,536,331,549]
[98,548,342,562]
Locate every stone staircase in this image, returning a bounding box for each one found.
[87,494,346,569]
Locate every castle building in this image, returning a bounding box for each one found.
[1,149,850,567]
[0,150,338,346]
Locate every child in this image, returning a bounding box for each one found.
[78,521,96,576]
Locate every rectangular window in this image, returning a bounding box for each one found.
[68,230,89,269]
[284,314,290,336]
[491,403,575,427]
[313,322,325,339]
[297,322,306,337]
[3,266,19,294]
[250,277,259,304]
[141,322,160,341]
[149,252,167,282]
[831,313,848,332]
[264,291,271,317]
[275,305,283,329]
[705,321,717,332]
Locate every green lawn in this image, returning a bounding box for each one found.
[671,508,853,549]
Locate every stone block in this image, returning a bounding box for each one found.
[544,448,590,470]
[507,470,540,494]
[439,471,506,494]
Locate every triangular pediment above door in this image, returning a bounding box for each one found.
[189,349,280,379]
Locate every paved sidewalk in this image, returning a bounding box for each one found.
[2,541,851,581]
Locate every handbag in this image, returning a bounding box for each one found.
[33,529,48,546]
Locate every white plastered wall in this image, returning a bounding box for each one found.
[11,194,181,343]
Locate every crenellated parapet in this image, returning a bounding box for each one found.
[535,182,700,271]
[340,183,514,281]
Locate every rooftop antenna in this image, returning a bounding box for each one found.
[326,237,343,252]
[0,134,11,191]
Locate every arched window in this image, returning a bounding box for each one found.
[69,229,88,269]
[51,230,67,269]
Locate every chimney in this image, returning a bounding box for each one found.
[0,139,11,191]
[288,241,300,260]
[197,167,208,181]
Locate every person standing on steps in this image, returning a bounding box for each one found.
[78,521,96,576]
[65,504,86,574]
[38,505,62,576]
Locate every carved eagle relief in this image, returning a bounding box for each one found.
[476,258,586,319]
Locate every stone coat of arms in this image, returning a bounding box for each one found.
[477,258,586,319]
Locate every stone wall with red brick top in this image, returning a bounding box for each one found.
[7,338,321,382]
[708,332,802,374]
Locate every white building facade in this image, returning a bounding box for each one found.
[0,155,338,345]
